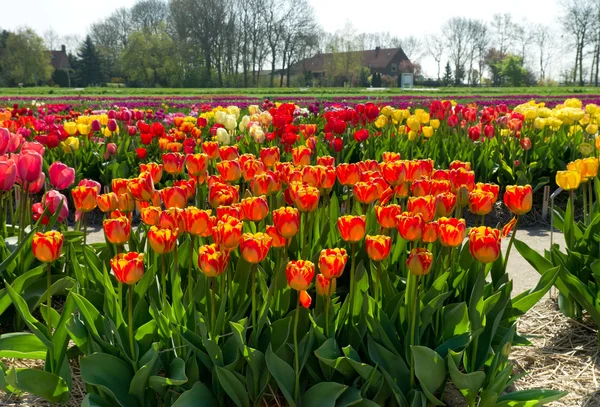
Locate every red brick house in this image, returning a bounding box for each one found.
[49,45,71,70]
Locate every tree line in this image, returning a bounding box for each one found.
[0,0,598,87]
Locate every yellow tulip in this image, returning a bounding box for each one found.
[565,98,582,109]
[103,127,113,137]
[407,116,420,132]
[556,170,581,191]
[374,116,388,129]
[391,109,403,123]
[408,130,418,141]
[77,123,90,136]
[61,137,80,154]
[430,119,440,129]
[63,122,77,136]
[381,106,394,117]
[586,104,598,115]
[533,118,546,130]
[586,124,598,135]
[422,126,434,138]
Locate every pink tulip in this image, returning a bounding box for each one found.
[78,179,102,195]
[91,120,101,132]
[21,141,45,157]
[16,151,42,183]
[49,162,75,190]
[0,128,9,154]
[28,173,45,194]
[128,126,137,136]
[0,159,17,191]
[8,133,22,153]
[32,189,69,225]
[107,143,117,155]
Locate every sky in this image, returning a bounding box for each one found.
[2,0,569,79]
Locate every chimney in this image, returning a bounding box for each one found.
[61,45,66,53]
[375,46,380,58]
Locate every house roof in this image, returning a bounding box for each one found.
[291,47,409,74]
[49,49,71,70]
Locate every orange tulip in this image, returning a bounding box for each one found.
[336,163,360,186]
[315,274,336,296]
[158,207,185,231]
[393,182,410,199]
[437,217,467,247]
[162,152,186,174]
[469,226,501,263]
[219,145,239,161]
[209,182,239,208]
[32,231,63,263]
[317,155,335,167]
[128,172,155,202]
[337,215,366,243]
[406,248,433,276]
[354,182,379,204]
[117,193,135,213]
[292,146,312,167]
[72,185,98,212]
[212,216,243,250]
[273,207,300,238]
[110,252,145,284]
[184,207,213,236]
[380,161,407,186]
[318,248,348,279]
[382,152,401,162]
[103,216,131,244]
[322,167,336,190]
[97,192,119,213]
[468,190,495,216]
[266,225,287,248]
[198,244,229,277]
[294,185,320,212]
[436,192,457,217]
[475,182,500,201]
[411,177,431,197]
[450,167,475,192]
[503,185,532,215]
[242,159,266,182]
[260,146,280,167]
[396,212,424,241]
[422,221,438,243]
[202,141,220,160]
[216,204,242,221]
[186,153,209,176]
[430,179,451,196]
[301,165,325,188]
[140,163,163,184]
[449,160,471,171]
[286,259,315,308]
[141,206,161,226]
[407,195,436,222]
[375,204,402,229]
[161,186,188,209]
[241,196,269,222]
[112,178,129,195]
[366,235,392,261]
[432,169,450,180]
[216,160,242,182]
[240,232,272,263]
[148,226,178,254]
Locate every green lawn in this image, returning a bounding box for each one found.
[1,86,600,98]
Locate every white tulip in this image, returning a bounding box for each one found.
[216,127,231,145]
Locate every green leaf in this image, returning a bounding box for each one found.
[81,393,115,407]
[514,239,569,294]
[3,280,51,348]
[442,303,470,339]
[80,353,137,407]
[0,227,37,275]
[0,333,46,359]
[265,344,297,407]
[558,266,600,325]
[149,357,188,388]
[0,266,45,315]
[495,389,567,407]
[5,367,69,403]
[447,351,485,406]
[215,365,250,407]
[412,346,445,406]
[172,381,218,407]
[300,382,348,406]
[509,267,559,319]
[129,343,160,403]
[367,336,410,394]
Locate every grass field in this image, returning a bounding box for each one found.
[1,86,600,98]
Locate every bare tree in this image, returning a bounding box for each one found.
[398,36,425,63]
[560,0,595,85]
[425,35,444,80]
[130,0,168,34]
[532,24,553,82]
[443,17,471,85]
[491,13,517,54]
[43,28,60,50]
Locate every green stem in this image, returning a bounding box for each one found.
[211,277,216,339]
[9,189,14,236]
[83,213,87,246]
[408,273,420,389]
[349,243,356,326]
[293,297,301,402]
[480,214,485,227]
[274,245,285,314]
[583,183,588,225]
[46,262,54,372]
[220,272,226,336]
[325,289,331,337]
[251,264,257,336]
[188,235,195,304]
[374,261,381,319]
[118,282,122,313]
[299,212,304,258]
[504,216,520,270]
[589,180,594,220]
[128,285,135,361]
[161,254,167,308]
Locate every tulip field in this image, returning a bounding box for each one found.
[1,96,600,406]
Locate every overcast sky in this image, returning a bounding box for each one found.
[2,0,569,79]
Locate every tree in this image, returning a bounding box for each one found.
[76,35,105,86]
[443,17,470,85]
[425,35,444,80]
[533,24,553,82]
[0,28,53,86]
[491,13,517,54]
[359,68,369,87]
[371,72,382,87]
[398,36,425,63]
[500,54,526,86]
[442,61,453,86]
[485,48,506,86]
[43,28,60,50]
[561,0,595,86]
[130,0,168,33]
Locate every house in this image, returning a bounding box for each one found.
[49,45,71,70]
[288,46,411,82]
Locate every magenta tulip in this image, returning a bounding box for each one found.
[32,190,69,225]
[28,173,45,194]
[108,119,117,132]
[21,141,45,156]
[8,133,21,153]
[0,159,17,191]
[49,162,75,190]
[16,152,43,183]
[0,128,9,154]
[91,120,101,132]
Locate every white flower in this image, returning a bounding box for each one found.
[252,129,265,144]
[239,115,250,131]
[216,127,231,145]
[215,111,226,124]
